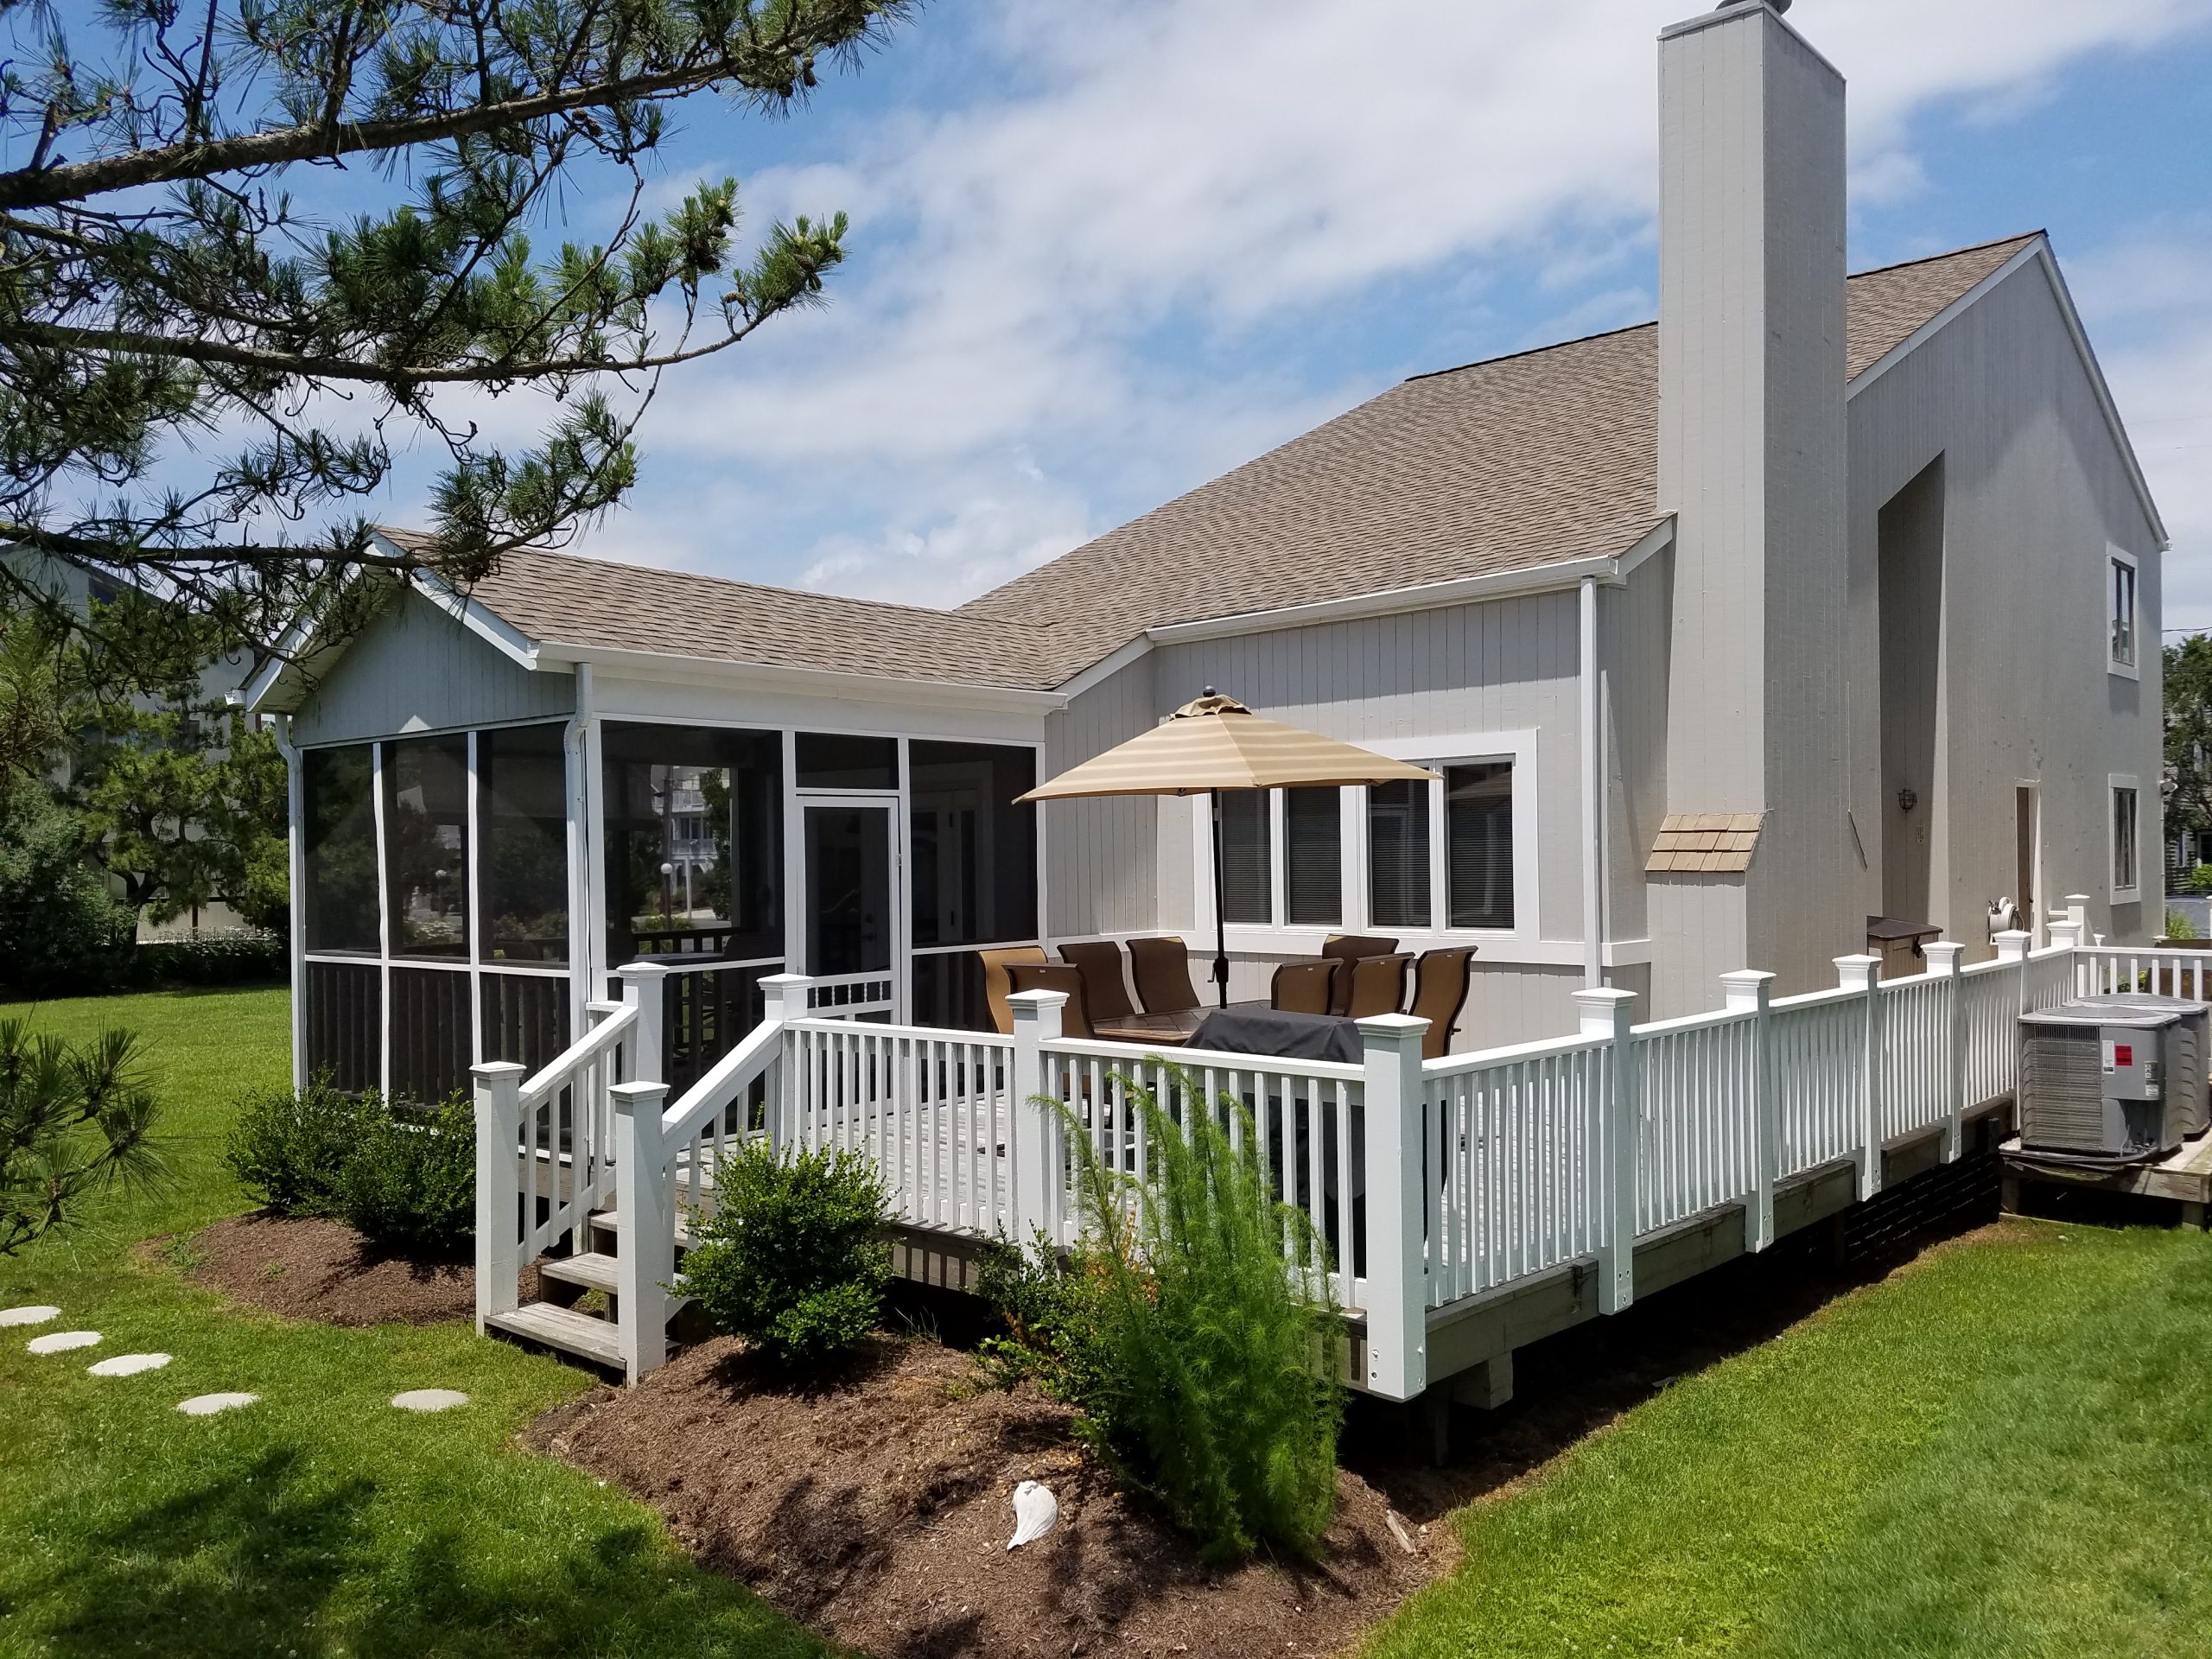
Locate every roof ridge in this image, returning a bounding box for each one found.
[1406,231,2044,387]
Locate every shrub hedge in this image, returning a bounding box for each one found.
[224,1078,474,1252]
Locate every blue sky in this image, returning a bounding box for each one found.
[57,1,2212,627]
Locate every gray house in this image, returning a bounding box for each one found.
[249,0,2165,1103]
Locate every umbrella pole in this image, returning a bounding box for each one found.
[1210,791,1230,1008]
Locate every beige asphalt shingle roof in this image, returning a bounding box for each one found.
[437,233,2043,692]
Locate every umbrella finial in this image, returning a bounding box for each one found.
[1203,684,1216,697]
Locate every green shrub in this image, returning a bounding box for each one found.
[975,1228,1122,1402]
[2168,908,2201,942]
[0,783,137,995]
[130,933,287,987]
[682,1140,889,1369]
[335,1096,476,1251]
[2190,865,2212,898]
[224,1077,381,1216]
[1045,1065,1344,1562]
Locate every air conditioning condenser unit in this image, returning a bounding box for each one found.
[2018,995,2209,1160]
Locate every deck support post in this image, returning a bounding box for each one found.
[1358,1012,1431,1402]
[1722,970,1778,1252]
[1007,989,1066,1245]
[1575,988,1640,1315]
[1836,955,1884,1200]
[759,975,811,1154]
[613,1078,671,1383]
[616,962,669,1085]
[471,1062,526,1336]
[1925,942,1967,1162]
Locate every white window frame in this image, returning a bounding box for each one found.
[2109,772,2141,904]
[1197,728,1541,957]
[2107,546,2140,681]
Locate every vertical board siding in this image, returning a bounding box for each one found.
[304,960,380,1093]
[290,589,574,747]
[387,966,473,1104]
[480,972,572,1075]
[1043,653,1160,938]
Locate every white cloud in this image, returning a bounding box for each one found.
[529,0,2212,601]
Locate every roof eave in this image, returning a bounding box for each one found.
[537,639,1071,715]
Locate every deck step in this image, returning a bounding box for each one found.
[486,1301,625,1369]
[588,1211,696,1251]
[538,1252,620,1296]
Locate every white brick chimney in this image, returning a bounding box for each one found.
[1650,0,1854,1007]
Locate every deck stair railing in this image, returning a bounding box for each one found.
[475,925,2121,1397]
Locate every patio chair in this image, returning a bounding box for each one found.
[1128,936,1201,1014]
[1408,947,1477,1059]
[1005,960,1095,1039]
[1270,959,1338,1015]
[1344,954,1413,1020]
[1320,934,1398,1014]
[1057,940,1138,1023]
[979,944,1047,1035]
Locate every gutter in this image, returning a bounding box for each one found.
[539,641,1070,716]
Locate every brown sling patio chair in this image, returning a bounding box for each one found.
[978,945,1047,1035]
[1408,947,1477,1059]
[1344,954,1413,1020]
[1128,936,1202,1015]
[1057,940,1139,1024]
[1005,960,1095,1039]
[1270,959,1338,1015]
[1320,934,1399,1014]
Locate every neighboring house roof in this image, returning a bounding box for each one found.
[365,232,2044,701]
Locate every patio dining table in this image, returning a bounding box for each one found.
[1189,1005,1363,1065]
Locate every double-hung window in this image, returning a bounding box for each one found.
[2111,776,2140,901]
[2109,550,2139,677]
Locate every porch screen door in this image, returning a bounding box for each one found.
[801,799,899,1020]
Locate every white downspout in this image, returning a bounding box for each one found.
[1580,576,1605,990]
[273,713,306,1091]
[564,662,597,1033]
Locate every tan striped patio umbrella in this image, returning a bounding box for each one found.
[1021,691,1436,1006]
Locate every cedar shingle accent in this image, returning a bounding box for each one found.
[1647,812,1764,874]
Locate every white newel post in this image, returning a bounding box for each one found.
[470,1061,525,1334]
[759,974,812,1154]
[616,962,669,1084]
[1994,928,2031,1016]
[1835,955,1884,1199]
[1924,941,1967,1161]
[1007,989,1065,1244]
[613,1078,671,1382]
[1358,1012,1429,1401]
[1721,970,1778,1252]
[1574,988,1639,1316]
[2050,911,2086,998]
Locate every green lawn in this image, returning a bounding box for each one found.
[1368,1219,2212,1659]
[0,988,829,1659]
[9,988,2209,1658]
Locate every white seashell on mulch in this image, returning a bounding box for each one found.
[88,1352,172,1377]
[0,1305,60,1327]
[390,1389,469,1412]
[177,1392,259,1416]
[26,1331,99,1354]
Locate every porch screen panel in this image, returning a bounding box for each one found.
[1217,791,1271,925]
[910,741,1038,1033]
[384,735,469,959]
[302,959,379,1092]
[1445,762,1514,930]
[387,967,471,1104]
[480,972,571,1073]
[1368,780,1432,928]
[480,723,569,963]
[602,723,782,964]
[1284,787,1343,926]
[302,746,378,953]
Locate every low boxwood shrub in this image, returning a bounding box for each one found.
[131,933,287,987]
[335,1096,476,1251]
[982,1065,1345,1562]
[224,1077,381,1217]
[682,1140,889,1369]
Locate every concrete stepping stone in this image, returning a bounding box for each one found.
[0,1305,60,1327]
[26,1331,99,1355]
[88,1352,171,1377]
[177,1392,259,1416]
[391,1389,469,1413]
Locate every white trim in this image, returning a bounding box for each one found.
[410,565,539,671]
[276,715,307,1092]
[2109,773,2143,904]
[1579,576,1603,990]
[2107,545,2141,682]
[1849,238,2169,546]
[370,741,391,1095]
[1054,632,1154,702]
[1615,516,1675,580]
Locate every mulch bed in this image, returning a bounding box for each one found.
[525,1335,1447,1659]
[155,1212,534,1327]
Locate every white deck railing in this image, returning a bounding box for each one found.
[476,912,2150,1399]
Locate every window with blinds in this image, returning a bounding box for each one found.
[1284,787,1343,925]
[1446,762,1515,929]
[1218,791,1273,924]
[1367,780,1432,928]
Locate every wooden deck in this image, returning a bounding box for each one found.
[2000,1127,2212,1226]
